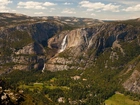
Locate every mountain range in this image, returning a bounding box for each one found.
[0,13,139,105]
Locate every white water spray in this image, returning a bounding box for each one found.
[59,35,68,52]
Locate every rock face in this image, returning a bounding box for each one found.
[0,21,62,71]
[123,70,140,94]
[15,42,45,55]
[49,23,139,55]
[46,23,140,71]
[0,20,140,72]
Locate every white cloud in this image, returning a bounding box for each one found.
[51,8,55,10]
[123,4,140,12]
[96,10,101,12]
[91,13,96,16]
[17,1,56,10]
[0,7,9,12]
[11,10,16,12]
[109,0,140,5]
[103,3,120,12]
[17,1,45,9]
[0,0,12,5]
[64,2,73,5]
[44,2,56,6]
[61,8,76,14]
[34,12,44,15]
[50,8,56,12]
[79,1,120,12]
[87,9,94,11]
[0,0,12,12]
[80,1,104,9]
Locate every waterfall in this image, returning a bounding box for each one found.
[42,64,45,73]
[59,35,68,52]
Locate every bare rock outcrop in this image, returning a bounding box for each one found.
[123,70,140,94]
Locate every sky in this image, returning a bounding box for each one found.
[0,0,140,20]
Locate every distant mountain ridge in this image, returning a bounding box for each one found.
[0,13,103,29]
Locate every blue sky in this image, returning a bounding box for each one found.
[0,0,140,20]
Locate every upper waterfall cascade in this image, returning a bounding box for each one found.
[59,35,68,52]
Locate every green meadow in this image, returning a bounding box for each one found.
[105,93,140,105]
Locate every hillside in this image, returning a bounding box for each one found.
[0,13,140,105]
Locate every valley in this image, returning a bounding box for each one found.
[0,13,140,105]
